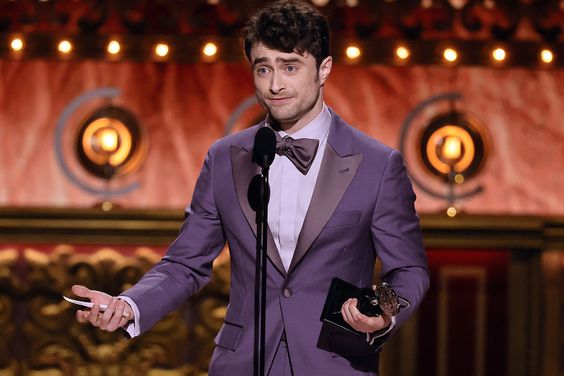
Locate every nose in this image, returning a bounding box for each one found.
[269,70,285,94]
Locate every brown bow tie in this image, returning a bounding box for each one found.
[275,135,320,175]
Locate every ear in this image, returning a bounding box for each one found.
[318,56,333,85]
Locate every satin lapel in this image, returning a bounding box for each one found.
[287,144,363,276]
[230,145,286,277]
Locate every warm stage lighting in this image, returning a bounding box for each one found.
[10,38,24,52]
[75,105,147,182]
[345,46,361,60]
[395,45,410,60]
[58,40,72,54]
[107,40,121,55]
[421,0,433,8]
[446,206,458,217]
[98,127,119,153]
[202,42,218,57]
[443,48,458,63]
[154,43,170,58]
[540,49,554,64]
[491,47,507,62]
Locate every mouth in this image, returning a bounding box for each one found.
[267,97,292,105]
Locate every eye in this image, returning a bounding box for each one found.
[256,67,270,75]
[285,65,297,73]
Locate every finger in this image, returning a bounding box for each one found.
[343,299,370,332]
[76,309,90,324]
[345,298,361,323]
[348,298,362,319]
[122,302,134,322]
[106,299,127,332]
[99,298,118,330]
[88,303,102,327]
[341,299,355,324]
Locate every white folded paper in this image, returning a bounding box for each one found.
[63,295,108,310]
[63,295,131,318]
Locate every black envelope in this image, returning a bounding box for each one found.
[320,278,379,337]
[318,278,410,357]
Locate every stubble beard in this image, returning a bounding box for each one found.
[263,85,321,129]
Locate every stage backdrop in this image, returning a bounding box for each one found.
[0,60,562,215]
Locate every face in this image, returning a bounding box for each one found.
[250,43,332,133]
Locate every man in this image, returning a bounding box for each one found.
[72,1,430,375]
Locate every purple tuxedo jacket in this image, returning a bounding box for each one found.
[122,110,430,375]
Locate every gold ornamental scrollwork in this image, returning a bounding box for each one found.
[0,248,19,375]
[0,244,230,376]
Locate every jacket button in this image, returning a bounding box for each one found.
[283,288,292,298]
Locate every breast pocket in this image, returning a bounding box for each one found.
[324,210,361,228]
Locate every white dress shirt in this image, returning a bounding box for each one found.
[267,104,331,271]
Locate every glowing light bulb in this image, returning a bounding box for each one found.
[491,47,506,62]
[107,40,121,55]
[10,38,24,52]
[346,46,361,60]
[540,49,554,64]
[443,48,458,63]
[202,42,218,57]
[443,136,462,160]
[58,40,72,54]
[395,45,410,60]
[98,128,119,153]
[154,43,169,57]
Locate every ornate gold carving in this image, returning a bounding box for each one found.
[0,248,18,374]
[0,245,230,376]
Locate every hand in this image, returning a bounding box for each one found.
[71,284,134,332]
[341,298,391,334]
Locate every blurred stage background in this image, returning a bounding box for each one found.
[0,0,563,375]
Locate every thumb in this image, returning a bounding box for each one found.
[71,285,113,305]
[72,285,94,300]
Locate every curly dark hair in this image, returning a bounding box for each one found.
[242,0,331,68]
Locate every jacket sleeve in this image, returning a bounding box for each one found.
[369,149,430,347]
[121,141,226,334]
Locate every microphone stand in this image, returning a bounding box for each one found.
[254,155,270,376]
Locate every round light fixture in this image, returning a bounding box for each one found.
[443,48,458,63]
[395,45,410,60]
[346,45,361,60]
[10,38,24,52]
[419,111,487,182]
[202,42,218,57]
[107,40,121,55]
[540,48,554,64]
[58,40,72,54]
[75,106,147,180]
[154,43,170,58]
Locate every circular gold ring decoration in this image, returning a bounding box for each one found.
[75,106,147,180]
[419,111,487,182]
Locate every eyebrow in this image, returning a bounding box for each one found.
[252,56,304,66]
[277,57,303,64]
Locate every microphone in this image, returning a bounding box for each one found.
[252,127,276,170]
